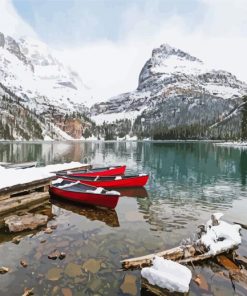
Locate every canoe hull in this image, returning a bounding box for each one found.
[49,187,119,209]
[63,175,149,188]
[69,165,126,177]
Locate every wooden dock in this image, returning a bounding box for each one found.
[0,164,91,224]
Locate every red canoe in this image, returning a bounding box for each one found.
[56,165,126,177]
[59,174,149,188]
[49,179,120,209]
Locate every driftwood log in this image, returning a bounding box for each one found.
[121,214,240,270]
[121,244,218,270]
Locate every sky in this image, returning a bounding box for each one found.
[1,0,247,103]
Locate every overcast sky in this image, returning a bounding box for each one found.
[1,0,247,103]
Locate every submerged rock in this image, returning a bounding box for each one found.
[51,286,60,295]
[64,263,82,277]
[120,274,137,295]
[12,235,22,244]
[48,250,60,260]
[61,287,73,296]
[88,277,103,293]
[194,274,208,291]
[82,259,101,273]
[46,267,63,281]
[0,266,9,274]
[44,227,53,234]
[4,214,48,232]
[59,252,66,260]
[20,260,28,268]
[22,288,34,296]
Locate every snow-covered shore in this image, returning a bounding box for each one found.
[214,141,247,148]
[0,162,89,189]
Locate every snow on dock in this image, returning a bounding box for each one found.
[0,162,91,222]
[0,162,90,190]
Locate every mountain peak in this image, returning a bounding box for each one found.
[152,43,202,63]
[138,43,205,88]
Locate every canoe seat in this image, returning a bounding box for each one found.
[105,190,120,196]
[52,178,64,185]
[58,181,80,189]
[115,176,122,180]
[86,187,104,194]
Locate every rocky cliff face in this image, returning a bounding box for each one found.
[91,44,247,139]
[0,32,92,140]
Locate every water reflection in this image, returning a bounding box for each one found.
[117,187,149,198]
[51,200,120,228]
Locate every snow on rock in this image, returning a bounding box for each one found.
[141,256,192,293]
[199,213,241,256]
[0,162,88,189]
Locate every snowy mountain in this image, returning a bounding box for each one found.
[0,32,89,114]
[0,32,93,140]
[91,43,247,139]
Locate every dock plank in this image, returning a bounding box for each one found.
[0,163,91,220]
[0,191,50,216]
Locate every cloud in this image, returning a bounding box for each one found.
[56,0,247,104]
[1,0,247,105]
[0,0,36,37]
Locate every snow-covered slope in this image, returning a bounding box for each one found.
[0,31,96,140]
[91,43,247,139]
[0,32,88,115]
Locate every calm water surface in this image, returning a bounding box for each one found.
[0,141,247,295]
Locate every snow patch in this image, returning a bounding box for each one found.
[141,256,192,293]
[215,142,247,148]
[200,213,241,255]
[91,110,144,125]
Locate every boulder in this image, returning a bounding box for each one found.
[4,213,48,232]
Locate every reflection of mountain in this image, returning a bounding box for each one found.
[240,150,247,186]
[51,200,119,228]
[133,142,247,233]
[0,141,97,165]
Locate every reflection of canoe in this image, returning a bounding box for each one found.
[2,161,37,169]
[117,187,149,198]
[56,165,126,177]
[59,174,149,188]
[51,199,120,228]
[49,179,120,209]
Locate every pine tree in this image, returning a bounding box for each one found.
[241,96,247,140]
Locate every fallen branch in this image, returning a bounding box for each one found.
[121,245,187,270]
[121,214,242,270]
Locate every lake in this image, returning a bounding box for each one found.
[0,141,247,295]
